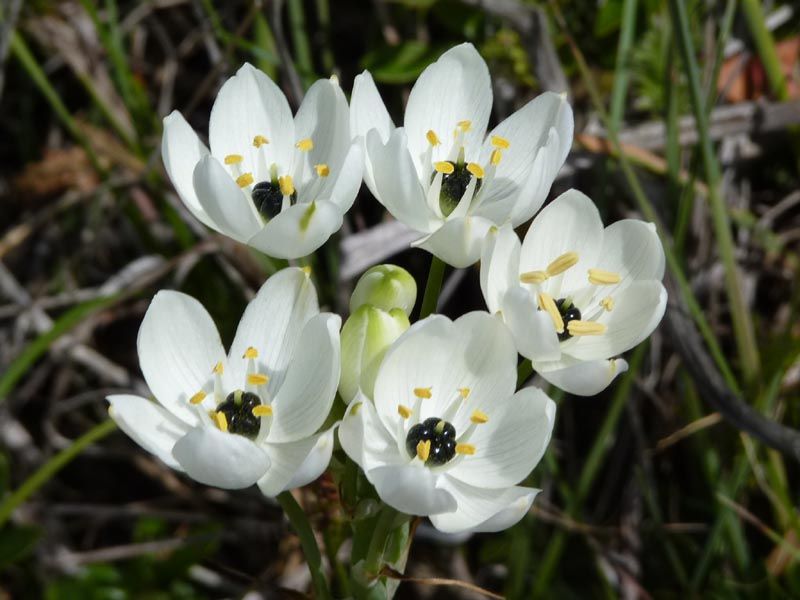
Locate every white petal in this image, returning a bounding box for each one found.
[508,127,567,225]
[227,267,319,392]
[367,464,457,516]
[430,477,539,534]
[500,286,561,362]
[316,142,363,212]
[172,426,270,489]
[256,427,335,496]
[339,396,403,472]
[246,200,343,259]
[192,155,262,241]
[350,71,394,196]
[538,358,629,396]
[480,224,521,313]
[161,111,216,229]
[107,394,188,470]
[413,215,493,268]
[593,220,666,300]
[267,313,341,443]
[209,63,294,177]
[404,43,492,175]
[448,387,556,489]
[284,426,337,490]
[137,291,226,425]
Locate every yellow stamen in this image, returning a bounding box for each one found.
[457,120,472,132]
[224,154,243,165]
[315,163,330,177]
[351,402,362,416]
[213,362,224,374]
[490,149,503,165]
[470,410,489,424]
[243,346,258,359]
[279,175,295,196]
[546,251,579,276]
[253,135,269,148]
[456,443,476,455]
[301,265,312,276]
[519,270,549,284]
[413,387,432,399]
[433,161,454,175]
[296,138,314,151]
[600,296,615,311]
[491,135,510,149]
[252,405,273,417]
[588,269,621,285]
[398,405,412,419]
[247,373,270,385]
[189,391,207,405]
[236,173,254,188]
[466,162,485,179]
[538,292,565,334]
[214,411,228,432]
[567,320,607,336]
[426,129,440,146]
[416,440,431,461]
[458,387,471,399]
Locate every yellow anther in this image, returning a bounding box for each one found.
[470,410,489,424]
[224,154,243,165]
[457,120,472,132]
[398,405,412,419]
[189,391,207,405]
[213,362,224,374]
[600,296,615,311]
[253,135,269,148]
[351,402,362,416]
[252,405,273,417]
[490,149,503,165]
[416,440,431,461]
[426,129,441,146]
[538,292,565,334]
[567,320,607,336]
[247,373,270,386]
[519,270,549,284]
[588,269,622,285]
[279,175,295,196]
[546,252,579,277]
[301,265,312,276]
[458,387,471,399]
[413,387,432,399]
[433,161,454,175]
[243,346,258,359]
[214,411,228,432]
[296,138,314,151]
[491,135,510,149]
[236,172,254,187]
[315,163,330,177]
[466,163,485,179]
[455,443,476,455]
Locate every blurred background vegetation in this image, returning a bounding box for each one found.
[1,0,800,598]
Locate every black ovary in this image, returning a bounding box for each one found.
[216,391,262,439]
[252,181,295,219]
[431,162,481,217]
[405,417,457,466]
[556,298,582,341]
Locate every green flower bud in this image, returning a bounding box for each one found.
[340,305,410,403]
[350,265,417,316]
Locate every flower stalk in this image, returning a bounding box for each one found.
[419,255,446,319]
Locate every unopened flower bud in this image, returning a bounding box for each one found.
[350,265,417,316]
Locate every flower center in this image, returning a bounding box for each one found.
[216,390,263,440]
[430,161,482,217]
[405,417,457,466]
[555,298,581,341]
[252,180,297,218]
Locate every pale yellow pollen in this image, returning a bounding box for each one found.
[279,175,295,196]
[189,391,207,405]
[252,405,273,417]
[214,411,229,432]
[457,120,472,132]
[398,405,412,419]
[351,402,362,416]
[426,129,441,146]
[413,387,432,399]
[491,135,510,149]
[519,270,549,284]
[470,410,489,424]
[247,373,270,385]
[538,292,565,334]
[236,172,254,188]
[455,443,476,455]
[224,154,243,165]
[243,346,259,359]
[458,387,471,399]
[588,268,621,285]
[296,138,314,151]
[546,252,579,277]
[315,163,330,177]
[600,296,615,311]
[466,162,485,179]
[433,161,454,175]
[567,320,607,336]
[301,265,312,276]
[253,135,269,148]
[416,440,432,461]
[213,362,224,375]
[490,149,503,165]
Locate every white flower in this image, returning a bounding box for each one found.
[107,268,341,492]
[162,64,363,259]
[338,312,556,534]
[481,189,667,396]
[350,43,573,268]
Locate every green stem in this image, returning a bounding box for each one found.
[276,491,332,600]
[419,255,446,319]
[364,504,399,579]
[517,359,533,387]
[740,0,789,101]
[0,420,117,527]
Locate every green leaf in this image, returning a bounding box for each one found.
[595,0,623,37]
